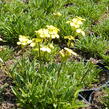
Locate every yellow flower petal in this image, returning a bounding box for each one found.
[30,42,36,47]
[76,29,85,36]
[17,42,21,45]
[59,49,65,57]
[64,47,78,56]
[27,40,32,44]
[48,44,54,49]
[40,47,51,53]
[46,25,60,33]
[64,36,75,40]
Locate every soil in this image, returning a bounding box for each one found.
[0,71,17,109]
[0,45,17,109]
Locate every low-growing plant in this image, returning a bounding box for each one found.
[1,1,109,108]
[101,88,109,108]
[16,19,86,61]
[102,56,109,67]
[10,56,99,109]
[93,18,109,39]
[65,0,108,22]
[0,46,13,62]
[0,1,42,44]
[10,22,99,108]
[75,35,109,59]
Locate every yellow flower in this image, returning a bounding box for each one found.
[0,58,3,63]
[64,36,75,40]
[46,25,60,34]
[17,42,21,45]
[66,16,85,28]
[48,43,54,49]
[53,12,62,17]
[70,22,80,28]
[30,42,36,47]
[40,46,51,53]
[35,29,50,38]
[32,38,43,43]
[76,29,85,36]
[0,38,3,41]
[46,25,60,39]
[64,47,78,56]
[59,49,65,57]
[35,25,60,39]
[30,38,43,47]
[18,35,28,41]
[72,18,83,25]
[50,33,60,39]
[17,35,31,46]
[59,47,78,59]
[27,40,32,44]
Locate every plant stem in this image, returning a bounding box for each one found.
[56,62,64,86]
[38,42,41,69]
[80,68,90,83]
[80,64,92,84]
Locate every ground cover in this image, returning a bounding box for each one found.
[1,0,109,109]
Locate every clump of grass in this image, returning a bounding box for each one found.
[101,88,109,108]
[65,0,107,21]
[10,21,94,108]
[0,46,13,62]
[10,57,99,109]
[93,18,109,39]
[0,1,42,44]
[75,35,109,59]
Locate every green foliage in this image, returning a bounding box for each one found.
[1,0,109,108]
[0,0,108,44]
[10,57,99,109]
[102,88,109,108]
[65,0,107,21]
[0,0,67,44]
[0,1,44,44]
[100,54,109,66]
[75,36,109,59]
[29,0,65,13]
[0,46,13,62]
[93,18,109,39]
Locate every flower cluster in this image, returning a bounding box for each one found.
[67,16,85,36]
[17,20,83,61]
[66,17,85,28]
[17,35,32,47]
[17,25,59,54]
[35,25,60,39]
